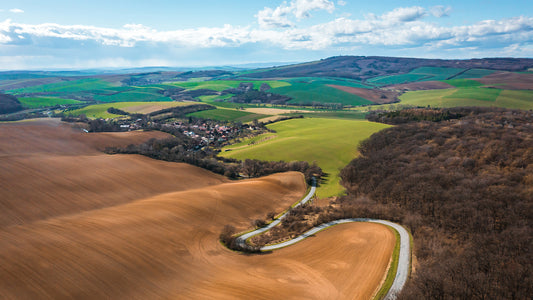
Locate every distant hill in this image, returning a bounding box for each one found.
[0,93,23,114]
[242,56,533,80]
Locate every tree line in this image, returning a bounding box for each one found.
[340,107,532,299]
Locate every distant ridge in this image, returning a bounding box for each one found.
[241,56,533,80]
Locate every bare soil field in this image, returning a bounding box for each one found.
[123,102,193,114]
[0,119,226,226]
[0,118,395,299]
[328,84,399,104]
[243,107,308,115]
[388,80,454,91]
[475,71,533,90]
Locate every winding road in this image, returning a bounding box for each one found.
[235,178,410,300]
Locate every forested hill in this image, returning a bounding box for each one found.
[340,107,532,299]
[0,93,23,114]
[243,56,533,80]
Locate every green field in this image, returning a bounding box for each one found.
[220,118,391,197]
[444,87,501,101]
[443,79,483,88]
[283,111,367,120]
[66,101,189,119]
[452,68,495,79]
[285,77,371,89]
[171,80,291,91]
[399,88,533,109]
[93,90,171,102]
[187,108,268,123]
[270,82,373,106]
[8,78,116,94]
[18,97,83,108]
[367,67,466,86]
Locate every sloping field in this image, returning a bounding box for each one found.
[271,82,373,106]
[327,84,399,104]
[171,80,290,91]
[221,118,391,197]
[0,119,226,226]
[0,118,396,299]
[0,170,394,299]
[367,67,465,86]
[66,101,192,118]
[475,71,533,90]
[388,80,454,91]
[8,78,116,94]
[399,88,533,109]
[18,96,83,108]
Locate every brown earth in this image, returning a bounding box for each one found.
[0,119,395,299]
[123,102,193,114]
[388,80,455,91]
[0,119,226,227]
[327,85,400,104]
[475,71,533,90]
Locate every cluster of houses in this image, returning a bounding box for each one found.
[160,121,260,147]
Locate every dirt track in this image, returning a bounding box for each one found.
[0,119,395,299]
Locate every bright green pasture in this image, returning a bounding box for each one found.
[9,78,116,94]
[220,118,391,197]
[283,111,367,120]
[187,108,269,123]
[399,88,533,109]
[445,87,501,101]
[18,97,83,108]
[270,82,373,106]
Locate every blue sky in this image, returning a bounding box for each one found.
[0,0,532,70]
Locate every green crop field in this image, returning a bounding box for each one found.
[93,90,171,102]
[443,79,483,88]
[220,118,391,197]
[283,111,367,120]
[171,80,291,91]
[366,74,429,86]
[367,67,466,86]
[66,101,191,119]
[399,88,533,109]
[285,77,372,89]
[270,82,373,106]
[18,97,83,108]
[444,87,501,101]
[452,68,495,79]
[187,108,268,123]
[8,78,116,94]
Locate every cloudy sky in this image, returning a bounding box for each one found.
[0,0,532,70]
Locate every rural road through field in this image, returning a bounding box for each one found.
[235,177,410,300]
[235,177,316,248]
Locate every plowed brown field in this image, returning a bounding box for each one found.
[0,118,395,299]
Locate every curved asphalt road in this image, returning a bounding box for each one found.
[235,178,410,300]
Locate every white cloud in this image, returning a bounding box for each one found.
[337,0,347,6]
[430,5,451,18]
[381,6,426,23]
[0,5,531,68]
[9,8,24,13]
[257,0,335,28]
